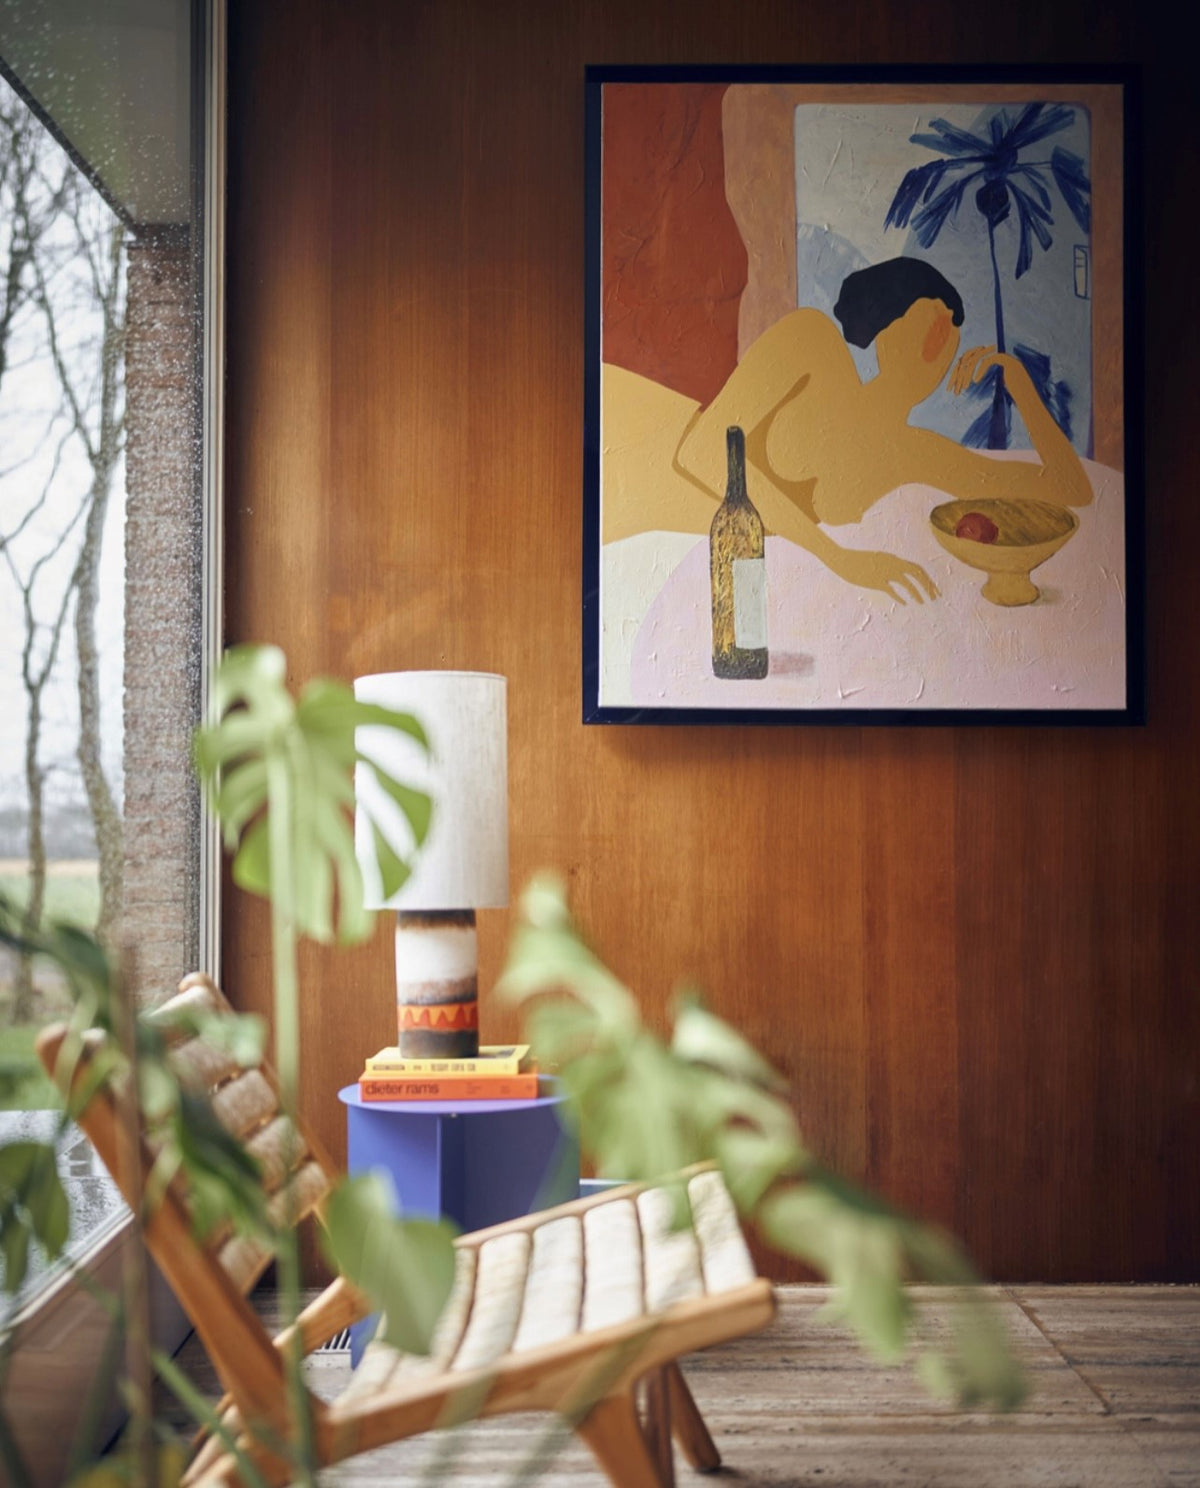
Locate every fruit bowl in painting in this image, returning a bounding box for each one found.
[929,497,1079,607]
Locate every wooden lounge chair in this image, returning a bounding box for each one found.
[38,974,776,1487]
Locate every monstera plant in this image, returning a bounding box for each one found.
[1,643,1023,1488]
[1,644,459,1487]
[192,644,460,1482]
[498,874,1024,1412]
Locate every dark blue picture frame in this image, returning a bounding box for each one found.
[582,64,1144,727]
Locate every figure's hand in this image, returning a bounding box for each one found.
[829,547,940,605]
[946,345,1092,508]
[949,345,1030,397]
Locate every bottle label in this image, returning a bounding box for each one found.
[732,557,767,649]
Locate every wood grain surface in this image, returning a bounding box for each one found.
[224,0,1198,1283]
[157,1284,1200,1486]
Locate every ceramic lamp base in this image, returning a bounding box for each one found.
[394,909,480,1057]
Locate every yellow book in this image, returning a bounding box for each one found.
[363,1043,534,1076]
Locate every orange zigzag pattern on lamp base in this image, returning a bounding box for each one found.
[398,1002,479,1032]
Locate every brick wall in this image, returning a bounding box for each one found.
[122,228,202,1002]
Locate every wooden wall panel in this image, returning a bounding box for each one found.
[225,0,1200,1281]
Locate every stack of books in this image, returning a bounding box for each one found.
[358,1044,540,1102]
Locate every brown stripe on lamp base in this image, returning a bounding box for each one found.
[399,976,478,1006]
[397,909,475,932]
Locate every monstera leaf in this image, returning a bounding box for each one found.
[498,873,1025,1412]
[0,1140,69,1294]
[321,1173,458,1356]
[194,645,432,946]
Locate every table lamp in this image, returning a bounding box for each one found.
[354,671,508,1058]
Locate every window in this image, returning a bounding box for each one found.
[0,0,223,1471]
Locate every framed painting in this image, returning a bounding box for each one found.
[582,65,1143,724]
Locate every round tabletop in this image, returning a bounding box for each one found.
[338,1078,567,1118]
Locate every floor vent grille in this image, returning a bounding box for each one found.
[314,1327,353,1353]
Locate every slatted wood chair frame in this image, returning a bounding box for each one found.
[38,974,776,1488]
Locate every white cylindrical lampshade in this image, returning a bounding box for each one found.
[354,671,508,912]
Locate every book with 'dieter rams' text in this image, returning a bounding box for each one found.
[357,1072,541,1102]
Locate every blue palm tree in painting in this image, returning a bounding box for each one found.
[885,103,1091,450]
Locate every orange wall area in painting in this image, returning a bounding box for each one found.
[224,0,1199,1282]
[601,82,747,403]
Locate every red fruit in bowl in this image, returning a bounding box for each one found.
[955,511,999,544]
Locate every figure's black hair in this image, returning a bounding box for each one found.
[833,258,965,349]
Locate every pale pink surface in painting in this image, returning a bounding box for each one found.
[628,456,1125,711]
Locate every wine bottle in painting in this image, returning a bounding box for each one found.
[710,425,768,680]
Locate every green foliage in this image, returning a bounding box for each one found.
[0,1025,59,1109]
[136,1001,271,1237]
[0,867,101,937]
[2,640,1030,1488]
[3,889,275,1255]
[0,894,101,1291]
[0,648,446,1485]
[192,645,458,1486]
[0,1139,68,1292]
[498,872,1026,1413]
[143,1000,266,1067]
[0,889,275,1294]
[0,895,112,1023]
[66,1441,189,1488]
[321,1174,458,1356]
[193,644,432,945]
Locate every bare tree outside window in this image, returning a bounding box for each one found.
[1,75,127,1046]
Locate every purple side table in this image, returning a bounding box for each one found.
[338,1080,578,1230]
[338,1080,579,1363]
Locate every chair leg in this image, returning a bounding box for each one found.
[642,1368,676,1487]
[666,1362,721,1473]
[578,1391,669,1488]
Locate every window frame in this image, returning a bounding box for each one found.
[0,0,226,1470]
